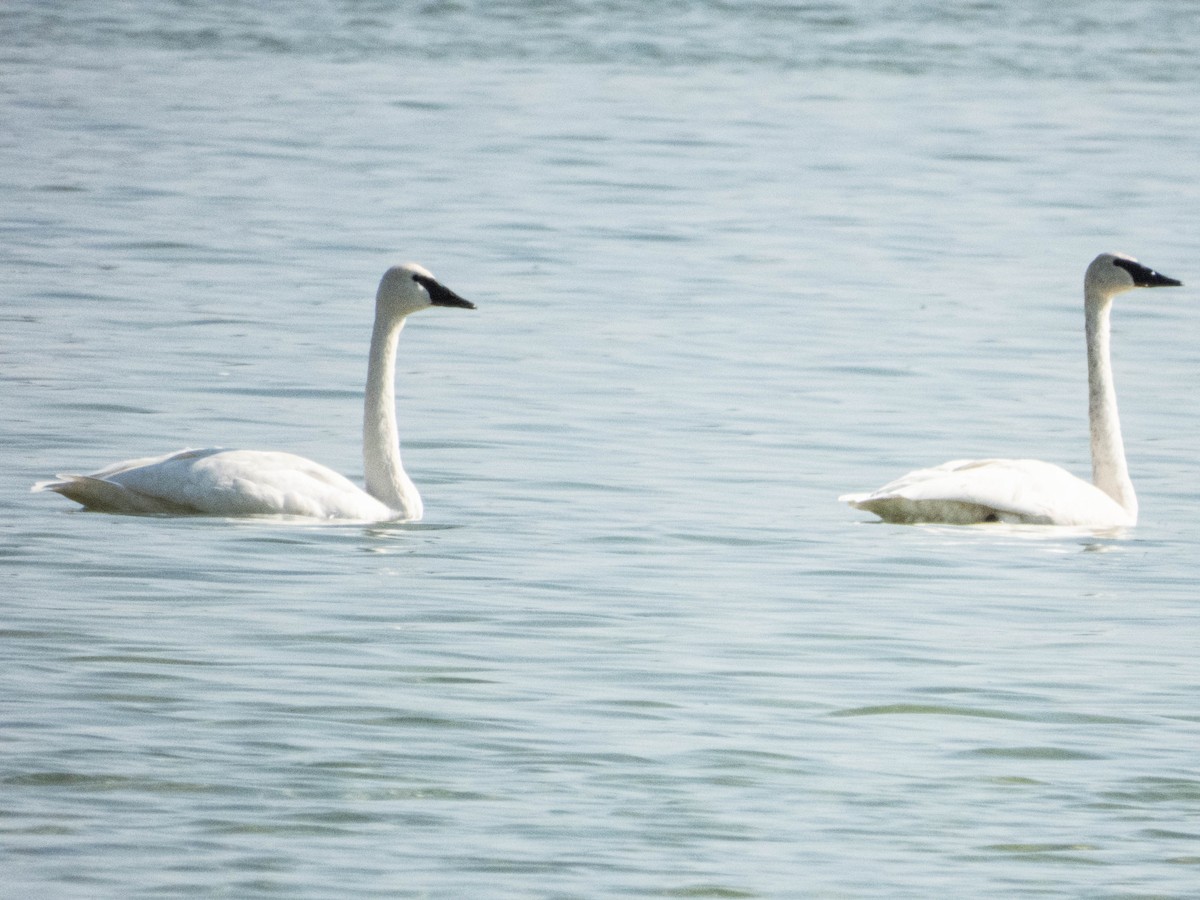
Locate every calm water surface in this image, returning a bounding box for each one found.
[3,2,1199,897]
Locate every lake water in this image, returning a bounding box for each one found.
[3,2,1199,897]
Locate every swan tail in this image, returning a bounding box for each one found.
[31,477,71,493]
[33,475,200,515]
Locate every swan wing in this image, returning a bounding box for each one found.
[841,458,1133,527]
[33,447,218,488]
[32,449,225,514]
[37,448,398,521]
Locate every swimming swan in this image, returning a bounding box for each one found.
[840,252,1182,527]
[34,263,475,521]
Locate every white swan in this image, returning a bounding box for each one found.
[34,263,475,521]
[841,252,1182,527]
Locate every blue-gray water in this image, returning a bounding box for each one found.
[3,2,1199,897]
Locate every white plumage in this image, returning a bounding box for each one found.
[842,458,1131,527]
[34,263,475,522]
[842,252,1182,528]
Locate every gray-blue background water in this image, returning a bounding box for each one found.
[3,2,1199,896]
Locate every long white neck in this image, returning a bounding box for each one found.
[362,312,423,520]
[1084,290,1136,520]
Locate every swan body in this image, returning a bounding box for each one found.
[842,253,1182,528]
[34,263,475,522]
[841,458,1133,527]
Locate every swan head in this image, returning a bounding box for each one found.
[376,262,476,319]
[1086,252,1182,300]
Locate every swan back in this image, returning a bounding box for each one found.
[35,449,398,520]
[840,459,1133,527]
